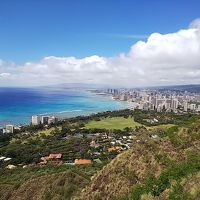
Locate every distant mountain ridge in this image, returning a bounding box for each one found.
[4,83,200,92]
[43,83,110,89]
[53,83,200,92]
[145,84,200,93]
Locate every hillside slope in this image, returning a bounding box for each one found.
[81,122,200,200]
[0,166,92,200]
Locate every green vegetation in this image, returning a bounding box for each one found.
[126,152,200,199]
[0,164,102,200]
[0,135,92,165]
[85,117,141,130]
[1,109,200,200]
[147,124,175,130]
[81,113,200,200]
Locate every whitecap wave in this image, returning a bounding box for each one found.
[58,109,83,114]
[37,109,84,116]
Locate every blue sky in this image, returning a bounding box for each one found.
[1,0,200,87]
[0,0,200,63]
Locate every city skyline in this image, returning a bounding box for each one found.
[0,1,200,87]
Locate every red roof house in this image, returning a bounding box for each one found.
[40,154,63,165]
[74,159,92,165]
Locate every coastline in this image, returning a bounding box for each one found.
[0,88,131,126]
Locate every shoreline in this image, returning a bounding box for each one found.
[0,90,132,127]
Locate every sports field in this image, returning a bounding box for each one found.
[85,117,141,130]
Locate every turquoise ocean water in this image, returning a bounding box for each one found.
[0,87,130,126]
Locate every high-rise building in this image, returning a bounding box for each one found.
[48,116,59,124]
[189,104,196,111]
[32,115,41,125]
[41,116,49,124]
[183,101,188,112]
[171,99,178,111]
[156,99,165,109]
[6,125,14,133]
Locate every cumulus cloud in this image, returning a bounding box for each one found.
[0,73,10,79]
[1,19,200,87]
[189,18,200,29]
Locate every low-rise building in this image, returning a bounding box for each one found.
[40,153,63,165]
[108,146,123,153]
[74,159,92,165]
[6,165,17,170]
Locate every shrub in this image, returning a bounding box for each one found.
[130,185,146,200]
[169,183,192,200]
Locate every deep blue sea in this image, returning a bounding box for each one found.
[0,87,130,126]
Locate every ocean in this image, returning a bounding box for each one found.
[0,87,130,126]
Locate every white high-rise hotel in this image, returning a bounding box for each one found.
[32,115,41,125]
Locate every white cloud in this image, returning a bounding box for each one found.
[1,19,200,87]
[0,73,10,79]
[189,18,200,29]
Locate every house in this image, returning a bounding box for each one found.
[6,164,17,170]
[64,160,75,165]
[129,135,134,139]
[0,156,6,161]
[151,134,158,139]
[114,139,122,145]
[93,158,102,164]
[48,153,62,159]
[40,153,63,165]
[74,159,92,165]
[90,140,100,148]
[74,133,83,138]
[40,156,49,164]
[3,158,11,162]
[108,146,123,153]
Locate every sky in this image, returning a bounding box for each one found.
[0,0,200,87]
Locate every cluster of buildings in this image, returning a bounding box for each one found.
[40,153,92,165]
[104,89,200,113]
[87,131,135,159]
[38,132,135,167]
[0,115,59,135]
[32,115,59,125]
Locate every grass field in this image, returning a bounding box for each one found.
[85,117,141,130]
